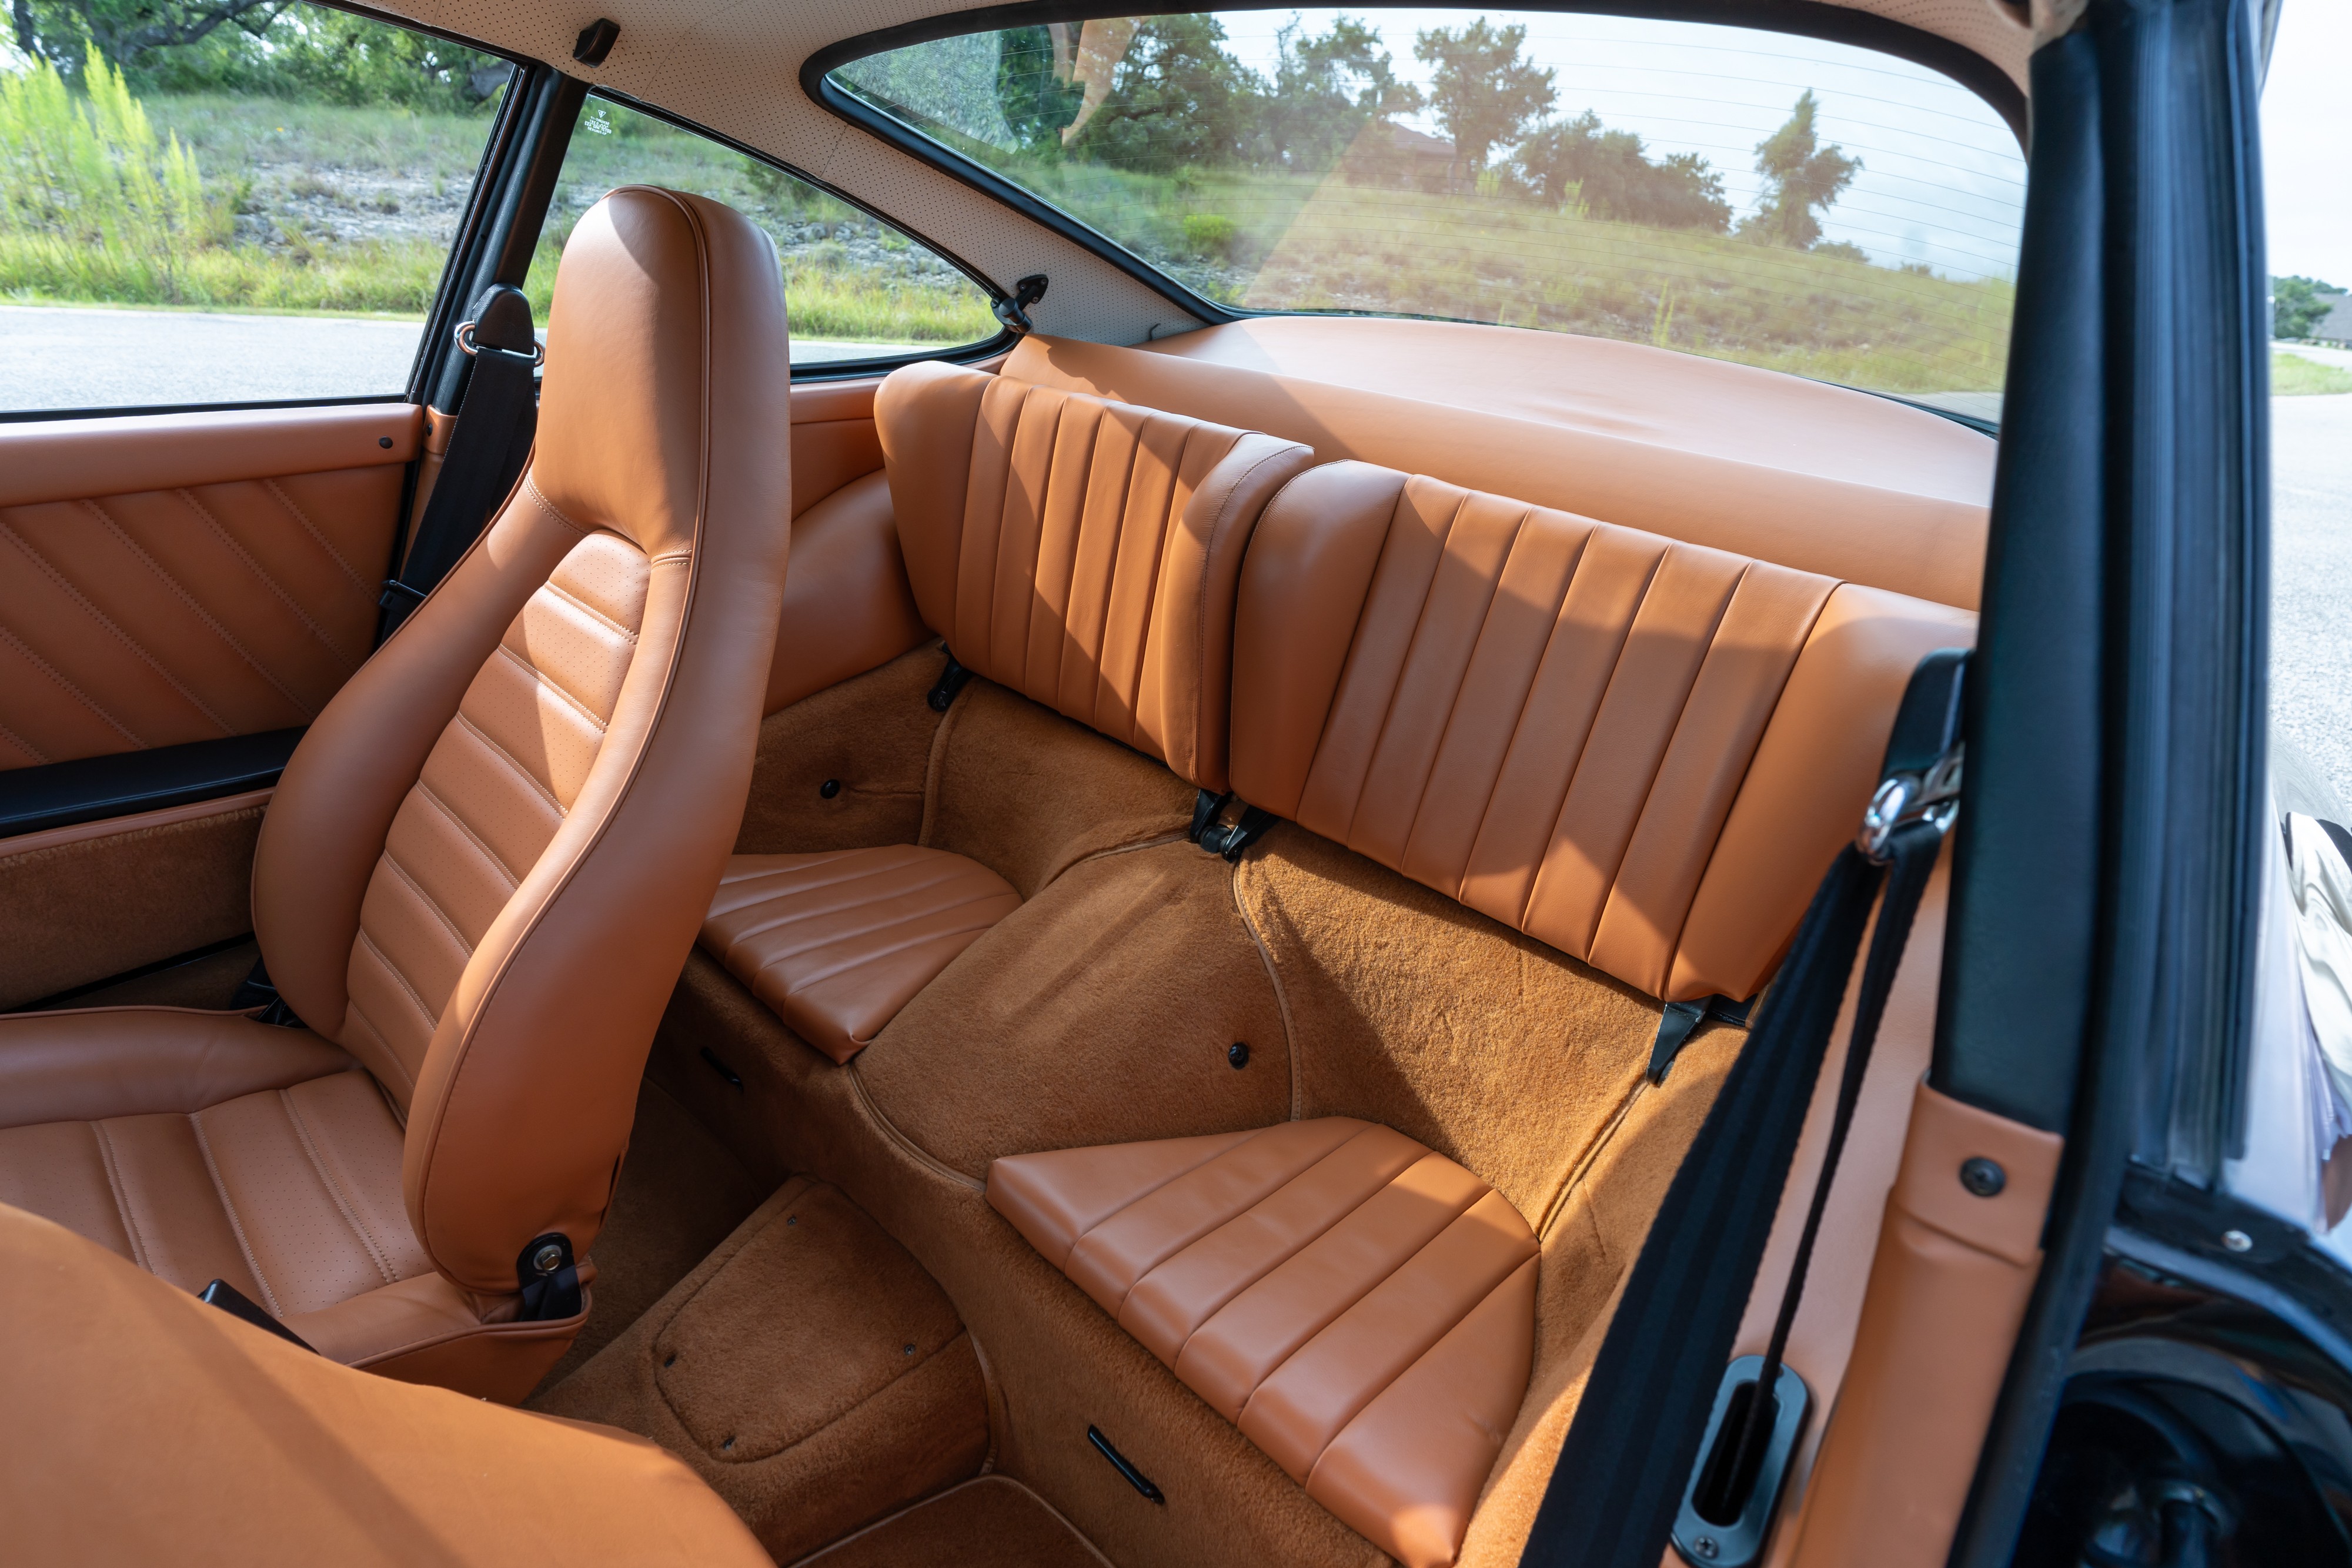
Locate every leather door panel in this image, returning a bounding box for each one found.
[0,404,420,773]
[789,377,884,518]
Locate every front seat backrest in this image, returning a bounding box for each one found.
[875,359,1313,792]
[249,188,793,1296]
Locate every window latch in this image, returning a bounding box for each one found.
[993,273,1049,335]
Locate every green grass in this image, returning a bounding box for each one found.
[2276,351,2352,396]
[966,147,2012,394]
[142,92,495,181]
[1,78,997,343]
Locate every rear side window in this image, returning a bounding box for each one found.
[830,10,2024,419]
[1,3,509,413]
[542,95,1000,369]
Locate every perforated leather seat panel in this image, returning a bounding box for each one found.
[987,1118,1536,1568]
[702,846,1021,1064]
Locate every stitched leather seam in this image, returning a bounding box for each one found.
[189,1108,283,1318]
[764,895,1014,989]
[1111,420,1182,751]
[716,865,994,939]
[414,781,522,888]
[89,1120,151,1272]
[380,849,478,960]
[1061,1124,1288,1262]
[495,639,613,733]
[0,517,233,735]
[1188,437,1304,780]
[1234,1192,1509,1447]
[726,886,1008,957]
[453,710,568,816]
[262,476,373,594]
[1159,1128,1414,1356]
[0,623,141,748]
[1035,401,1105,709]
[0,715,50,766]
[1394,502,1538,884]
[1065,414,1142,733]
[542,576,642,643]
[355,922,442,1032]
[1454,518,1597,901]
[523,476,589,537]
[340,998,416,1102]
[1646,577,1839,988]
[279,1085,400,1288]
[1338,484,1472,849]
[85,499,319,718]
[174,488,363,670]
[1309,1260,1533,1483]
[1562,559,1752,948]
[1512,539,1672,933]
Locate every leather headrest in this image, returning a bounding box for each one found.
[533,186,784,559]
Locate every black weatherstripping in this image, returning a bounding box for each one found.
[0,729,303,839]
[1951,0,2273,1559]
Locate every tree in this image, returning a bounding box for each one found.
[1414,18,1554,178]
[1257,15,1419,173]
[1512,110,1729,230]
[11,0,289,78]
[2275,276,2347,340]
[1740,90,1859,249]
[1057,12,1259,171]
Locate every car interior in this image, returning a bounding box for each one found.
[0,0,2300,1563]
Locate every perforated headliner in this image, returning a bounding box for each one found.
[379,0,2044,346]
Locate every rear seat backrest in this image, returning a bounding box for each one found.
[1231,461,1976,1001]
[877,360,1314,791]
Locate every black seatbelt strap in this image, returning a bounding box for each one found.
[1521,648,1966,1568]
[379,285,541,638]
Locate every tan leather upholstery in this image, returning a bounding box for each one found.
[876,359,1314,793]
[764,470,930,714]
[703,846,1020,1063]
[0,404,419,770]
[989,1118,1536,1568]
[1230,462,1975,1002]
[0,1202,770,1566]
[1004,320,1992,611]
[0,187,791,1392]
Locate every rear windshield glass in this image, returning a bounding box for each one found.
[829,10,2024,419]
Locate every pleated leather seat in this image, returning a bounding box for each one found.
[988,1118,1536,1568]
[701,846,1021,1062]
[700,360,1316,1057]
[0,188,793,1399]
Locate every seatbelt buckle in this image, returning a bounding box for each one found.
[1856,648,1969,862]
[1857,748,1963,862]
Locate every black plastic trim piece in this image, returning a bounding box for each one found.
[199,1279,319,1352]
[0,729,303,841]
[1672,1356,1812,1568]
[803,0,2025,332]
[1086,1425,1165,1503]
[699,1047,745,1089]
[0,393,405,427]
[9,932,256,1016]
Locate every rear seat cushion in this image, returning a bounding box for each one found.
[701,848,1020,1064]
[1231,460,1974,1002]
[875,360,1315,792]
[988,1118,1536,1568]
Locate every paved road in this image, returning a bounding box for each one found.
[0,304,923,410]
[2271,344,2352,816]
